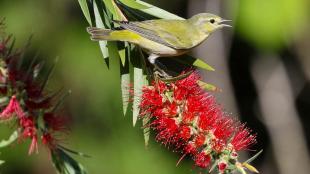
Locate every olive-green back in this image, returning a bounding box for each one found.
[114,19,204,50]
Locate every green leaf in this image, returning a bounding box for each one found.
[58,145,91,158]
[244,149,263,164]
[120,44,132,116]
[52,148,87,174]
[0,160,5,165]
[132,67,145,126]
[142,114,150,146]
[118,0,149,9]
[93,1,109,68]
[243,162,259,173]
[0,131,18,148]
[121,73,130,116]
[102,0,118,19]
[172,55,215,71]
[78,0,92,25]
[192,58,215,71]
[119,48,126,66]
[107,42,120,70]
[197,80,219,92]
[102,0,124,20]
[136,0,183,19]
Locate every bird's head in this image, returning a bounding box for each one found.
[189,13,231,34]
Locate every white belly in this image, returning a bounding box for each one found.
[138,38,188,57]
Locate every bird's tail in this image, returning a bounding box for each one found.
[86,27,140,43]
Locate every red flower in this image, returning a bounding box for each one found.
[218,161,228,173]
[194,151,211,168]
[153,117,179,146]
[139,72,257,171]
[41,132,57,150]
[231,124,256,151]
[20,116,38,155]
[43,113,69,132]
[0,96,25,119]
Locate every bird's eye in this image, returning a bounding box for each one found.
[210,19,215,24]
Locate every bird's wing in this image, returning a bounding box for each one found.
[113,20,197,49]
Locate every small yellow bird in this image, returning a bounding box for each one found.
[87,13,230,75]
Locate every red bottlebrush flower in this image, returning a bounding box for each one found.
[0,96,25,119]
[218,161,228,173]
[213,117,234,142]
[194,151,211,168]
[25,97,52,110]
[231,124,256,151]
[41,132,57,150]
[139,72,257,171]
[184,142,197,154]
[162,102,178,117]
[19,116,39,154]
[194,133,206,147]
[28,135,38,155]
[179,125,191,141]
[43,113,69,132]
[20,119,38,154]
[153,117,179,146]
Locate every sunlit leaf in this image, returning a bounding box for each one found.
[93,1,109,68]
[102,0,125,20]
[143,113,150,146]
[132,67,145,126]
[52,148,87,174]
[78,0,92,25]
[119,48,126,66]
[118,0,149,9]
[197,80,219,92]
[59,145,91,158]
[244,149,263,164]
[102,0,117,18]
[107,42,120,70]
[136,0,183,19]
[243,162,259,173]
[192,58,215,71]
[173,55,215,71]
[0,131,18,148]
[121,73,130,116]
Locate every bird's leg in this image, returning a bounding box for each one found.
[147,54,171,78]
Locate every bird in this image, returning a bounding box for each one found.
[87,13,231,76]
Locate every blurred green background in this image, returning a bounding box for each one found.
[0,0,310,174]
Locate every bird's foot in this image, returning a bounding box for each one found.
[154,69,194,82]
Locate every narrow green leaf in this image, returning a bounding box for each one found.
[197,80,218,92]
[102,0,123,20]
[136,0,183,19]
[0,131,18,148]
[132,67,145,126]
[172,55,215,71]
[142,114,150,146]
[107,42,120,70]
[121,73,130,116]
[78,0,92,25]
[192,58,215,71]
[53,148,87,174]
[118,0,149,9]
[58,145,91,158]
[243,162,259,173]
[244,149,263,164]
[94,1,110,68]
[119,48,126,66]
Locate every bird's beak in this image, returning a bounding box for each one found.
[219,19,232,28]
